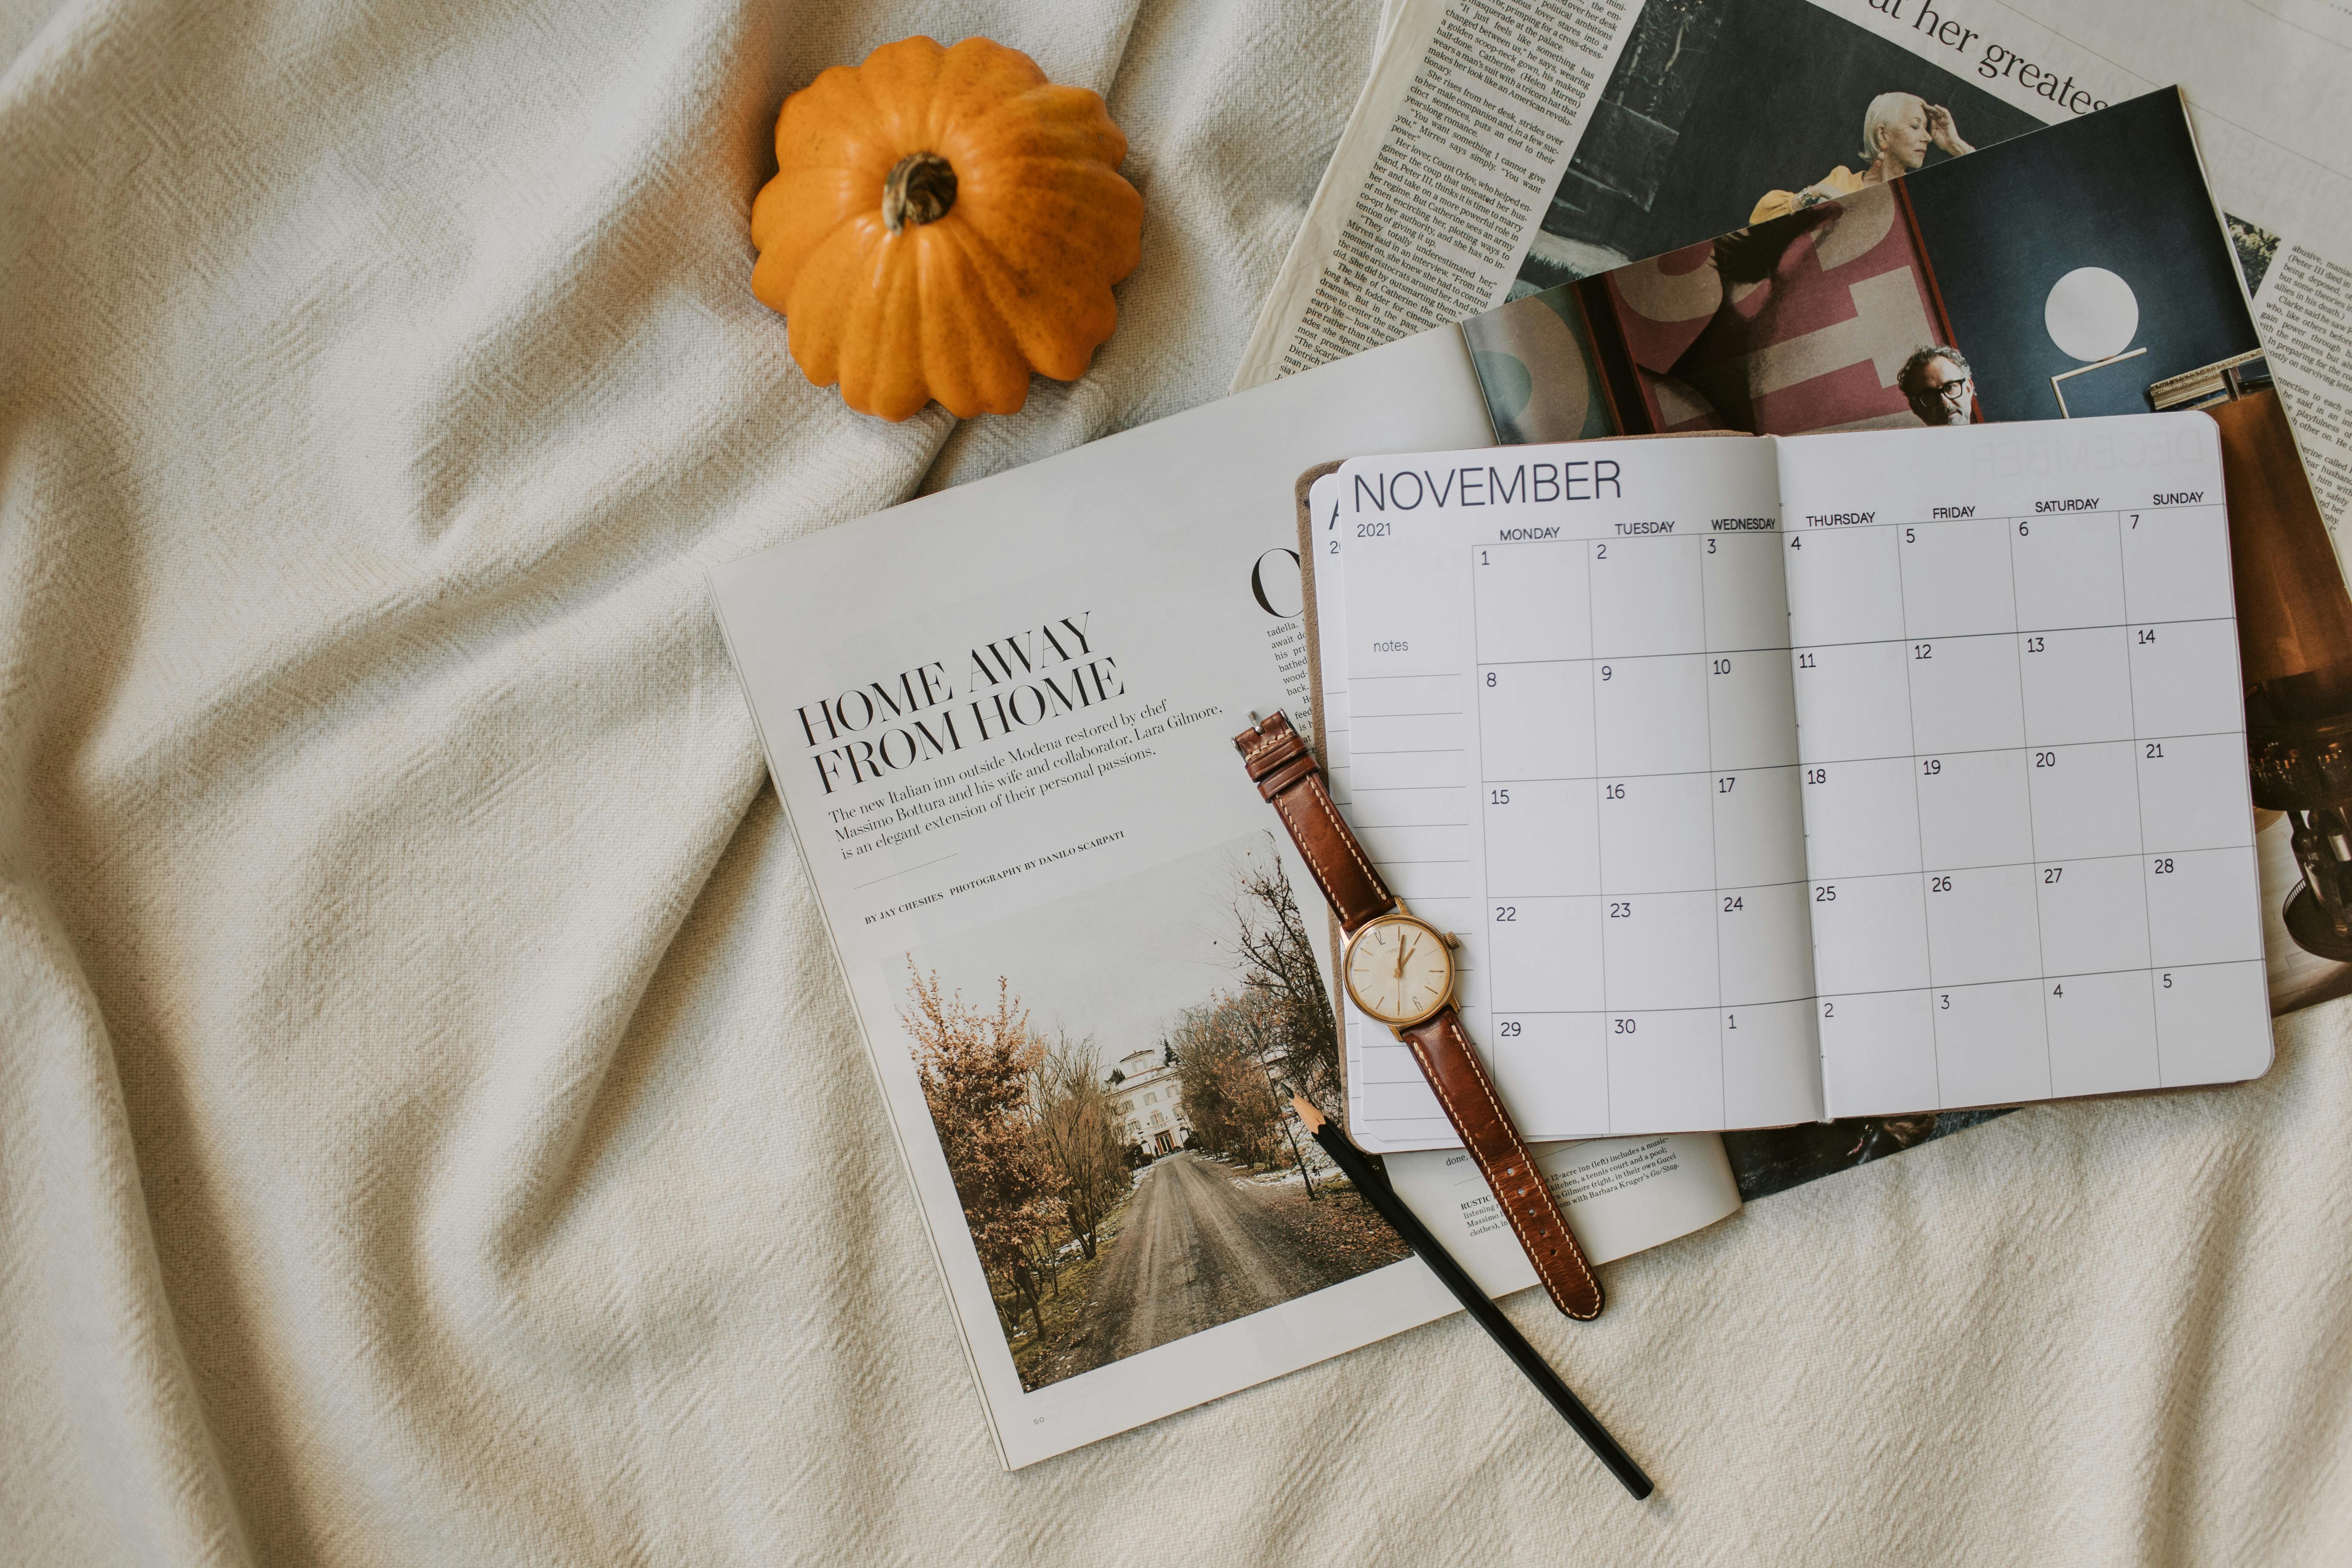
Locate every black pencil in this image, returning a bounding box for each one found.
[1292,1096,1655,1499]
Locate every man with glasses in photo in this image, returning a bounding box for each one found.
[1899,344,1975,426]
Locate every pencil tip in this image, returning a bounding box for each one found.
[1290,1095,1324,1131]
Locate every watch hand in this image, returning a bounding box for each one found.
[1395,932,1416,980]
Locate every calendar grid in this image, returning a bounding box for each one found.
[2118,507,2167,1085]
[1764,615,2233,655]
[1576,542,1612,1122]
[1696,541,1729,1128]
[1792,726,2242,767]
[1487,876,1812,900]
[1775,953,2253,1002]
[1888,521,1948,1106]
[1791,496,2260,1112]
[1333,423,2269,1150]
[1994,511,2055,1099]
[1458,530,1818,1133]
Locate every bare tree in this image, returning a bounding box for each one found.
[1170,993,1283,1167]
[1223,837,1344,1117]
[1029,1028,1130,1261]
[1225,986,1321,1198]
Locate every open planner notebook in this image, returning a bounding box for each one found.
[1321,415,2274,1151]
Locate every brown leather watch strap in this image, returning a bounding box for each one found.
[1400,1008,1603,1320]
[1232,712,1394,930]
[1233,712,1605,1322]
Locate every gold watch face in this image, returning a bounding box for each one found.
[1343,913,1455,1027]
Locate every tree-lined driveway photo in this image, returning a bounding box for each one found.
[902,835,1409,1390]
[1092,1155,1323,1357]
[1066,1153,1407,1375]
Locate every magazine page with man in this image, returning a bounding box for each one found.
[1239,0,2352,551]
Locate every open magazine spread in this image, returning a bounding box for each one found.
[1240,0,2352,552]
[706,337,1738,1468]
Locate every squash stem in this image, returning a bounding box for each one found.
[882,153,957,233]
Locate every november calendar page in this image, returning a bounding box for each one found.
[1331,417,2272,1151]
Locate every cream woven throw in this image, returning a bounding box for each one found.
[3,0,2349,1561]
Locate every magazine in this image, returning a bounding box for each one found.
[1239,0,2352,549]
[706,331,1738,1468]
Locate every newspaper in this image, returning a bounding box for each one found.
[1237,0,2352,539]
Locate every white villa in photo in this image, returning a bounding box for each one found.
[1110,1045,1190,1156]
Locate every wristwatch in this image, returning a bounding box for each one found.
[1234,711,1604,1320]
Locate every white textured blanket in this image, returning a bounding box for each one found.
[4,0,2348,1561]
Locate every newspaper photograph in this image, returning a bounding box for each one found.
[892,834,1411,1395]
[1238,0,2352,542]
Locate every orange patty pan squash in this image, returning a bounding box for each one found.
[750,36,1144,421]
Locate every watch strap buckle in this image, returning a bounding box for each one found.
[1232,712,1395,930]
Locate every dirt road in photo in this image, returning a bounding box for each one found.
[1087,1153,1329,1361]
[1016,1152,1412,1389]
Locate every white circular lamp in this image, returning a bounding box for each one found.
[2044,267,2140,361]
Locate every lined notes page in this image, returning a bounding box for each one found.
[1779,415,2273,1116]
[1307,476,1354,813]
[1335,437,1822,1150]
[1308,472,1450,1144]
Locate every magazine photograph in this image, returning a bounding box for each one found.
[893,835,1410,1391]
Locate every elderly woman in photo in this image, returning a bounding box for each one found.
[1751,92,1974,223]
